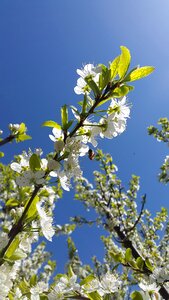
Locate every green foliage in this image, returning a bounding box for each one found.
[29,153,41,171]
[85,75,101,97]
[0,151,4,157]
[131,291,143,300]
[87,291,102,300]
[99,65,111,90]
[15,123,32,142]
[25,195,39,220]
[148,117,169,143]
[124,66,154,82]
[118,46,131,79]
[42,120,61,129]
[61,104,68,130]
[110,55,120,80]
[4,237,20,260]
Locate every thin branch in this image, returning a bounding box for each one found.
[0,135,15,147]
[125,194,146,234]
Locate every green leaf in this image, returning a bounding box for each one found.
[145,258,154,272]
[65,120,74,130]
[125,248,132,262]
[85,76,101,97]
[80,275,95,286]
[99,65,111,90]
[25,195,39,220]
[16,134,32,142]
[6,198,19,207]
[110,56,120,79]
[112,85,133,97]
[67,265,74,278]
[118,46,131,79]
[8,293,14,300]
[78,101,83,106]
[42,120,61,129]
[9,249,27,261]
[18,123,26,134]
[136,257,144,270]
[5,236,20,259]
[29,154,41,171]
[110,250,123,263]
[124,66,154,82]
[0,152,4,158]
[30,274,37,286]
[87,291,102,300]
[18,279,29,294]
[131,291,143,300]
[61,105,68,129]
[82,94,88,114]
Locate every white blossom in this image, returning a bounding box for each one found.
[108,96,130,120]
[30,281,48,300]
[16,170,46,187]
[74,63,101,95]
[49,127,64,142]
[9,123,20,133]
[48,275,80,299]
[36,202,55,241]
[0,232,9,250]
[100,273,121,295]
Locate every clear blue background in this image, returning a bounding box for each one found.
[0,0,169,273]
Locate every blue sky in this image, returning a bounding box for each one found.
[0,0,169,272]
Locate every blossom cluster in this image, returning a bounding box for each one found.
[48,272,121,299]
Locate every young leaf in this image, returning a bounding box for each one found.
[18,123,26,134]
[125,66,154,82]
[6,198,20,207]
[25,195,39,220]
[112,85,133,97]
[82,94,88,114]
[87,291,102,300]
[30,274,37,286]
[145,258,154,272]
[29,154,41,171]
[125,248,132,262]
[80,274,95,286]
[85,76,101,97]
[110,55,120,79]
[131,291,143,300]
[136,257,144,270]
[65,120,74,130]
[0,152,4,158]
[4,236,20,259]
[118,46,131,79]
[16,134,32,142]
[99,65,111,90]
[9,249,27,261]
[42,120,61,129]
[61,105,68,129]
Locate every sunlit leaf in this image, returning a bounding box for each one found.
[5,237,20,259]
[42,120,61,129]
[118,46,131,79]
[25,195,39,220]
[124,66,154,82]
[110,55,120,79]
[16,134,32,142]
